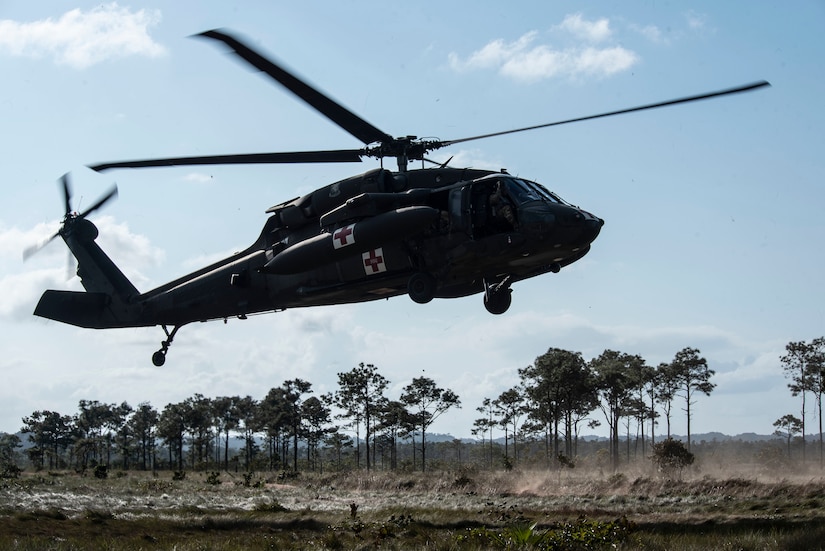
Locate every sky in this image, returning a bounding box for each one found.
[1,1,823,442]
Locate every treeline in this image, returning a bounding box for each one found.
[3,339,820,476]
[9,368,461,475]
[0,337,825,471]
[1,345,732,475]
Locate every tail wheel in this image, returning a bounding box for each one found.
[408,272,437,304]
[152,325,181,366]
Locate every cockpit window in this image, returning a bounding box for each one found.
[525,179,570,205]
[503,178,541,204]
[479,174,570,206]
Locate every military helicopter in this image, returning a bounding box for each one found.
[27,29,769,366]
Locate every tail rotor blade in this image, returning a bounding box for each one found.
[22,233,59,261]
[22,244,39,261]
[78,185,118,219]
[60,173,73,215]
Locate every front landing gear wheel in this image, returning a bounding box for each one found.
[408,272,437,304]
[484,289,512,314]
[483,276,512,315]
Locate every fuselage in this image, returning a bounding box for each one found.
[138,168,603,324]
[35,167,603,329]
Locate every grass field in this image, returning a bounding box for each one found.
[1,466,824,550]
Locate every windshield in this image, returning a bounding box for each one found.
[478,174,571,206]
[503,178,541,204]
[500,177,570,205]
[523,178,570,205]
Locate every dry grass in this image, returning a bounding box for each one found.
[1,467,824,549]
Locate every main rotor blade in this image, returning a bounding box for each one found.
[89,150,364,172]
[439,80,771,148]
[78,185,118,219]
[197,29,394,147]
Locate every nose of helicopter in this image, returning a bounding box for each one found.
[570,208,604,245]
[579,210,604,244]
[522,202,603,247]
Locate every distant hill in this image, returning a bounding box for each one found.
[470,432,789,445]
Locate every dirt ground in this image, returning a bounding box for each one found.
[1,468,824,550]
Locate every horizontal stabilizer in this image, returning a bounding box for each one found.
[34,290,112,329]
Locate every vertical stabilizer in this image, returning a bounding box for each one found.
[29,174,143,328]
[64,217,139,300]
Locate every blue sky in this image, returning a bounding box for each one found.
[1,1,823,441]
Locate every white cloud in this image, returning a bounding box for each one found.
[0,3,165,69]
[0,222,56,260]
[630,23,666,44]
[0,267,66,321]
[93,215,166,285]
[627,12,709,45]
[685,10,709,31]
[555,13,612,43]
[500,45,638,82]
[448,15,638,82]
[449,31,539,72]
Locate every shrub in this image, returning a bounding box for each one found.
[252,498,288,513]
[650,438,694,479]
[1,463,21,479]
[276,470,299,482]
[453,467,474,489]
[558,454,575,469]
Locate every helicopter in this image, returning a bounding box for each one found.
[27,29,770,366]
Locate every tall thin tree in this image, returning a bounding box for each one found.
[807,337,825,468]
[212,396,240,471]
[781,341,812,463]
[333,363,388,471]
[589,350,638,470]
[670,347,715,452]
[656,362,680,439]
[128,402,158,471]
[493,387,526,467]
[475,398,497,469]
[400,376,460,472]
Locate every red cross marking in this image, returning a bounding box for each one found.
[363,248,386,274]
[333,224,356,249]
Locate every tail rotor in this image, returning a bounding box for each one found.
[23,173,118,263]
